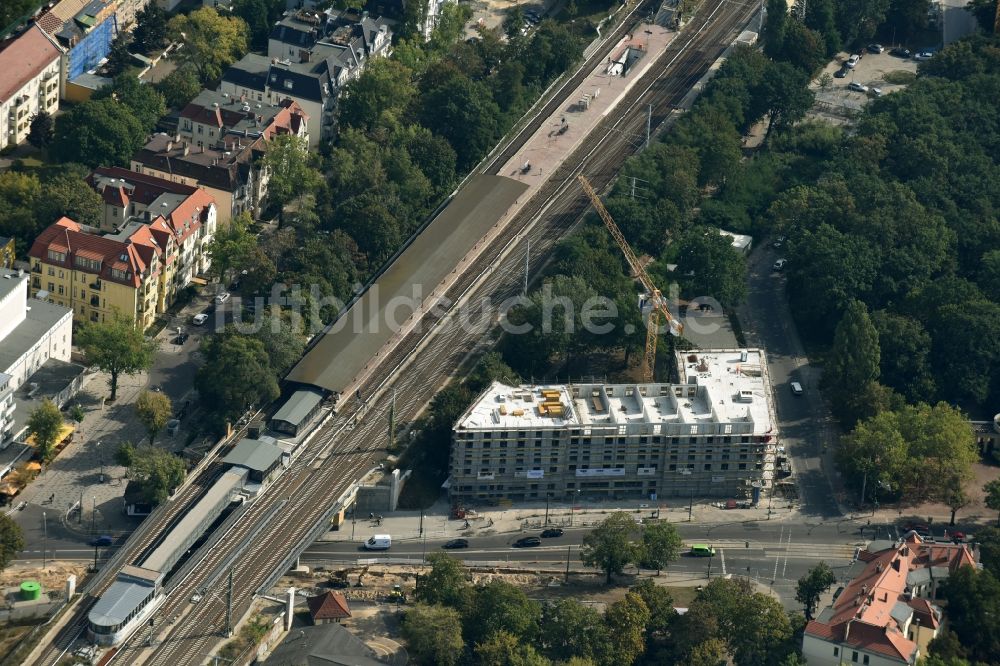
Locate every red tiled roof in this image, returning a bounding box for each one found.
[29,217,147,288]
[306,591,351,621]
[0,25,60,103]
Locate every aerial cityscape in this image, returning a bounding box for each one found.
[0,0,997,664]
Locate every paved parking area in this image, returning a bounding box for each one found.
[810,50,919,122]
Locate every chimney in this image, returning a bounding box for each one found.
[183,145,190,156]
[892,558,901,572]
[285,587,296,631]
[166,141,173,152]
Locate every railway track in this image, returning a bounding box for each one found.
[100,1,757,662]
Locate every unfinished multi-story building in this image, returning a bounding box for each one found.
[449,349,777,504]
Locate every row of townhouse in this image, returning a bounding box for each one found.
[27,168,217,330]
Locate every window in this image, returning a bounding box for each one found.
[832,647,838,656]
[48,267,55,276]
[863,656,869,665]
[852,651,858,662]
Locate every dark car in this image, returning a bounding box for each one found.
[90,535,113,547]
[541,528,564,538]
[513,536,542,548]
[443,538,469,549]
[889,47,912,58]
[902,521,932,538]
[867,43,884,53]
[834,66,848,78]
[172,333,190,345]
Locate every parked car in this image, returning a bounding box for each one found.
[790,381,804,395]
[869,87,884,97]
[215,292,231,303]
[192,313,209,325]
[772,258,787,271]
[834,66,849,78]
[889,47,911,58]
[172,333,190,345]
[913,51,934,61]
[845,54,861,68]
[513,536,542,548]
[867,43,884,53]
[773,235,786,248]
[90,535,113,547]
[947,530,967,544]
[541,528,564,538]
[848,81,870,93]
[443,538,469,549]
[902,521,932,538]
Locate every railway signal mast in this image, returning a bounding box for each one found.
[577,175,683,382]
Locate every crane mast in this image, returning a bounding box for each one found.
[577,175,682,382]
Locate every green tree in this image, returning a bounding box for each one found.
[886,0,930,40]
[207,212,257,285]
[674,228,748,307]
[155,65,202,109]
[964,0,996,32]
[540,599,609,663]
[36,171,104,230]
[414,553,470,608]
[475,630,551,666]
[0,171,42,250]
[464,580,542,646]
[231,0,286,50]
[27,399,63,464]
[466,352,521,393]
[167,7,249,84]
[94,74,166,131]
[871,311,935,403]
[759,61,814,143]
[105,31,134,76]
[639,521,683,575]
[581,511,639,584]
[52,98,148,167]
[262,135,322,221]
[688,638,728,666]
[604,591,650,666]
[795,562,836,620]
[0,514,25,573]
[251,318,304,376]
[135,390,173,445]
[401,603,464,666]
[973,526,1000,576]
[937,566,1000,664]
[823,300,881,424]
[115,441,136,468]
[985,479,1000,527]
[132,2,168,53]
[28,110,54,149]
[338,58,417,134]
[336,193,401,267]
[418,67,502,170]
[931,299,1000,404]
[631,578,676,644]
[130,445,186,505]
[76,311,157,401]
[195,334,280,424]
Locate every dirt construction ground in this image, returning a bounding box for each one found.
[810,49,919,122]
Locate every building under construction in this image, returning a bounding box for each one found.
[448,349,778,504]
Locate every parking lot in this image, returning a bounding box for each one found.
[810,48,920,122]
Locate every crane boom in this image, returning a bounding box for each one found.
[577,175,682,382]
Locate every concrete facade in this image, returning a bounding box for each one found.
[0,25,61,149]
[449,349,778,504]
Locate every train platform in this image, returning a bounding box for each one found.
[500,23,677,191]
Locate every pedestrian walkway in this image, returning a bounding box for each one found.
[320,496,801,544]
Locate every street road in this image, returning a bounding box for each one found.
[740,245,841,518]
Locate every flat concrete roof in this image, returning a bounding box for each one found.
[141,467,246,572]
[0,269,26,302]
[287,174,529,394]
[0,298,72,375]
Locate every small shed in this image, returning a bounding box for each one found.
[223,437,284,484]
[305,590,351,625]
[270,388,325,437]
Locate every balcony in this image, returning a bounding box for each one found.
[90,296,100,307]
[89,280,102,291]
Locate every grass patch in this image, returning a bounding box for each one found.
[883,70,916,85]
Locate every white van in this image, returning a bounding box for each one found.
[365,535,391,550]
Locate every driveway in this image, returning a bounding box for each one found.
[737,246,842,518]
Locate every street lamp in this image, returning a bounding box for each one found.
[42,511,47,568]
[544,493,551,526]
[98,440,104,483]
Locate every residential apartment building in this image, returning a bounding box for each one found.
[0,25,61,149]
[130,133,268,224]
[449,349,777,504]
[220,9,392,147]
[35,0,118,95]
[0,268,74,444]
[88,166,217,302]
[802,534,977,666]
[178,90,309,148]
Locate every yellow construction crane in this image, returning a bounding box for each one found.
[578,175,682,382]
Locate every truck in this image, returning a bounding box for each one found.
[364,534,391,550]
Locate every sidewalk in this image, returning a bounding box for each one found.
[320,497,802,544]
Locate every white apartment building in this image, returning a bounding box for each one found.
[0,268,73,444]
[0,25,62,149]
[449,349,778,504]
